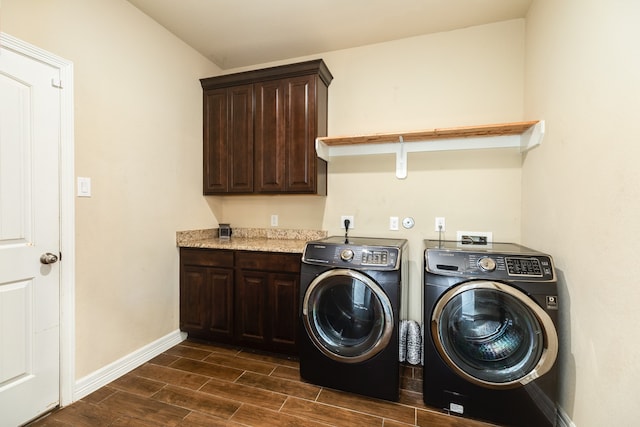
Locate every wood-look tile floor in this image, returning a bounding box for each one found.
[28,340,496,427]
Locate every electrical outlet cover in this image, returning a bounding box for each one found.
[456,231,493,243]
[389,216,399,230]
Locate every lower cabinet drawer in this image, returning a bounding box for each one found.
[235,251,301,273]
[180,248,233,267]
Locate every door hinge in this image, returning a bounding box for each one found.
[59,252,63,261]
[51,78,63,89]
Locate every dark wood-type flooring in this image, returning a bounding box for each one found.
[28,340,495,426]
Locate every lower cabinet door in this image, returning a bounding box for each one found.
[180,265,208,335]
[235,269,300,353]
[207,268,234,340]
[235,270,268,346]
[269,273,299,353]
[180,265,234,342]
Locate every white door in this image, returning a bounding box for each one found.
[0,40,62,426]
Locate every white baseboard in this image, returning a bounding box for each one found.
[557,405,576,427]
[73,330,187,402]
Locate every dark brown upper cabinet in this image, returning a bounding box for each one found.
[201,60,332,195]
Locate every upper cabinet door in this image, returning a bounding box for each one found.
[227,84,254,193]
[255,76,327,194]
[254,79,286,192]
[203,84,254,194]
[203,89,228,193]
[284,75,320,194]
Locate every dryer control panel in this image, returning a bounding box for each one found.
[304,243,401,270]
[425,247,555,282]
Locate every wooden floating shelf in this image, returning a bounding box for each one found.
[318,121,540,146]
[315,120,545,179]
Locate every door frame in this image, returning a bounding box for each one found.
[1,32,76,407]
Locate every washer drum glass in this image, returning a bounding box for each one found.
[303,269,394,363]
[432,282,557,388]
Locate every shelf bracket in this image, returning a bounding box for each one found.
[396,136,407,179]
[521,120,545,152]
[315,138,330,161]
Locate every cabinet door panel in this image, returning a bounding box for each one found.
[254,80,286,192]
[235,271,267,344]
[180,266,208,334]
[208,268,234,340]
[285,75,316,192]
[228,84,254,192]
[203,89,228,193]
[269,273,299,351]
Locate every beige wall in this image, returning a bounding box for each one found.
[220,19,526,321]
[524,1,640,426]
[2,0,220,378]
[10,2,627,425]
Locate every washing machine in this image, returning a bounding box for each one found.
[299,236,408,401]
[423,240,559,426]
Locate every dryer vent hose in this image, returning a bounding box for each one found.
[399,320,423,365]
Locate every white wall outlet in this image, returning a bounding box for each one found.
[434,217,446,232]
[270,214,278,227]
[389,216,399,230]
[341,215,355,229]
[456,231,493,244]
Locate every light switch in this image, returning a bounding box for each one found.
[77,177,91,197]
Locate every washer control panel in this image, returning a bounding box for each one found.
[304,244,400,270]
[425,250,555,281]
[505,256,543,276]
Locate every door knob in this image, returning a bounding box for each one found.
[40,252,59,265]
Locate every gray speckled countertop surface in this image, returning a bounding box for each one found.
[176,228,328,254]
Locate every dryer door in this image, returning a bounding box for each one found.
[302,269,394,363]
[431,280,558,389]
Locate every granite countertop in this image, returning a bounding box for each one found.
[176,228,328,254]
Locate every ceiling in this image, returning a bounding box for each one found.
[126,0,533,70]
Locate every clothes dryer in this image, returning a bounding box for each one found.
[423,240,559,426]
[299,236,407,401]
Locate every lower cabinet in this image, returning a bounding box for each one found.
[179,248,234,343]
[235,251,300,354]
[179,247,300,355]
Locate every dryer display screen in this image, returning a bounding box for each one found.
[506,257,542,277]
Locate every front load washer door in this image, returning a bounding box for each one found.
[431,280,558,389]
[302,269,394,363]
